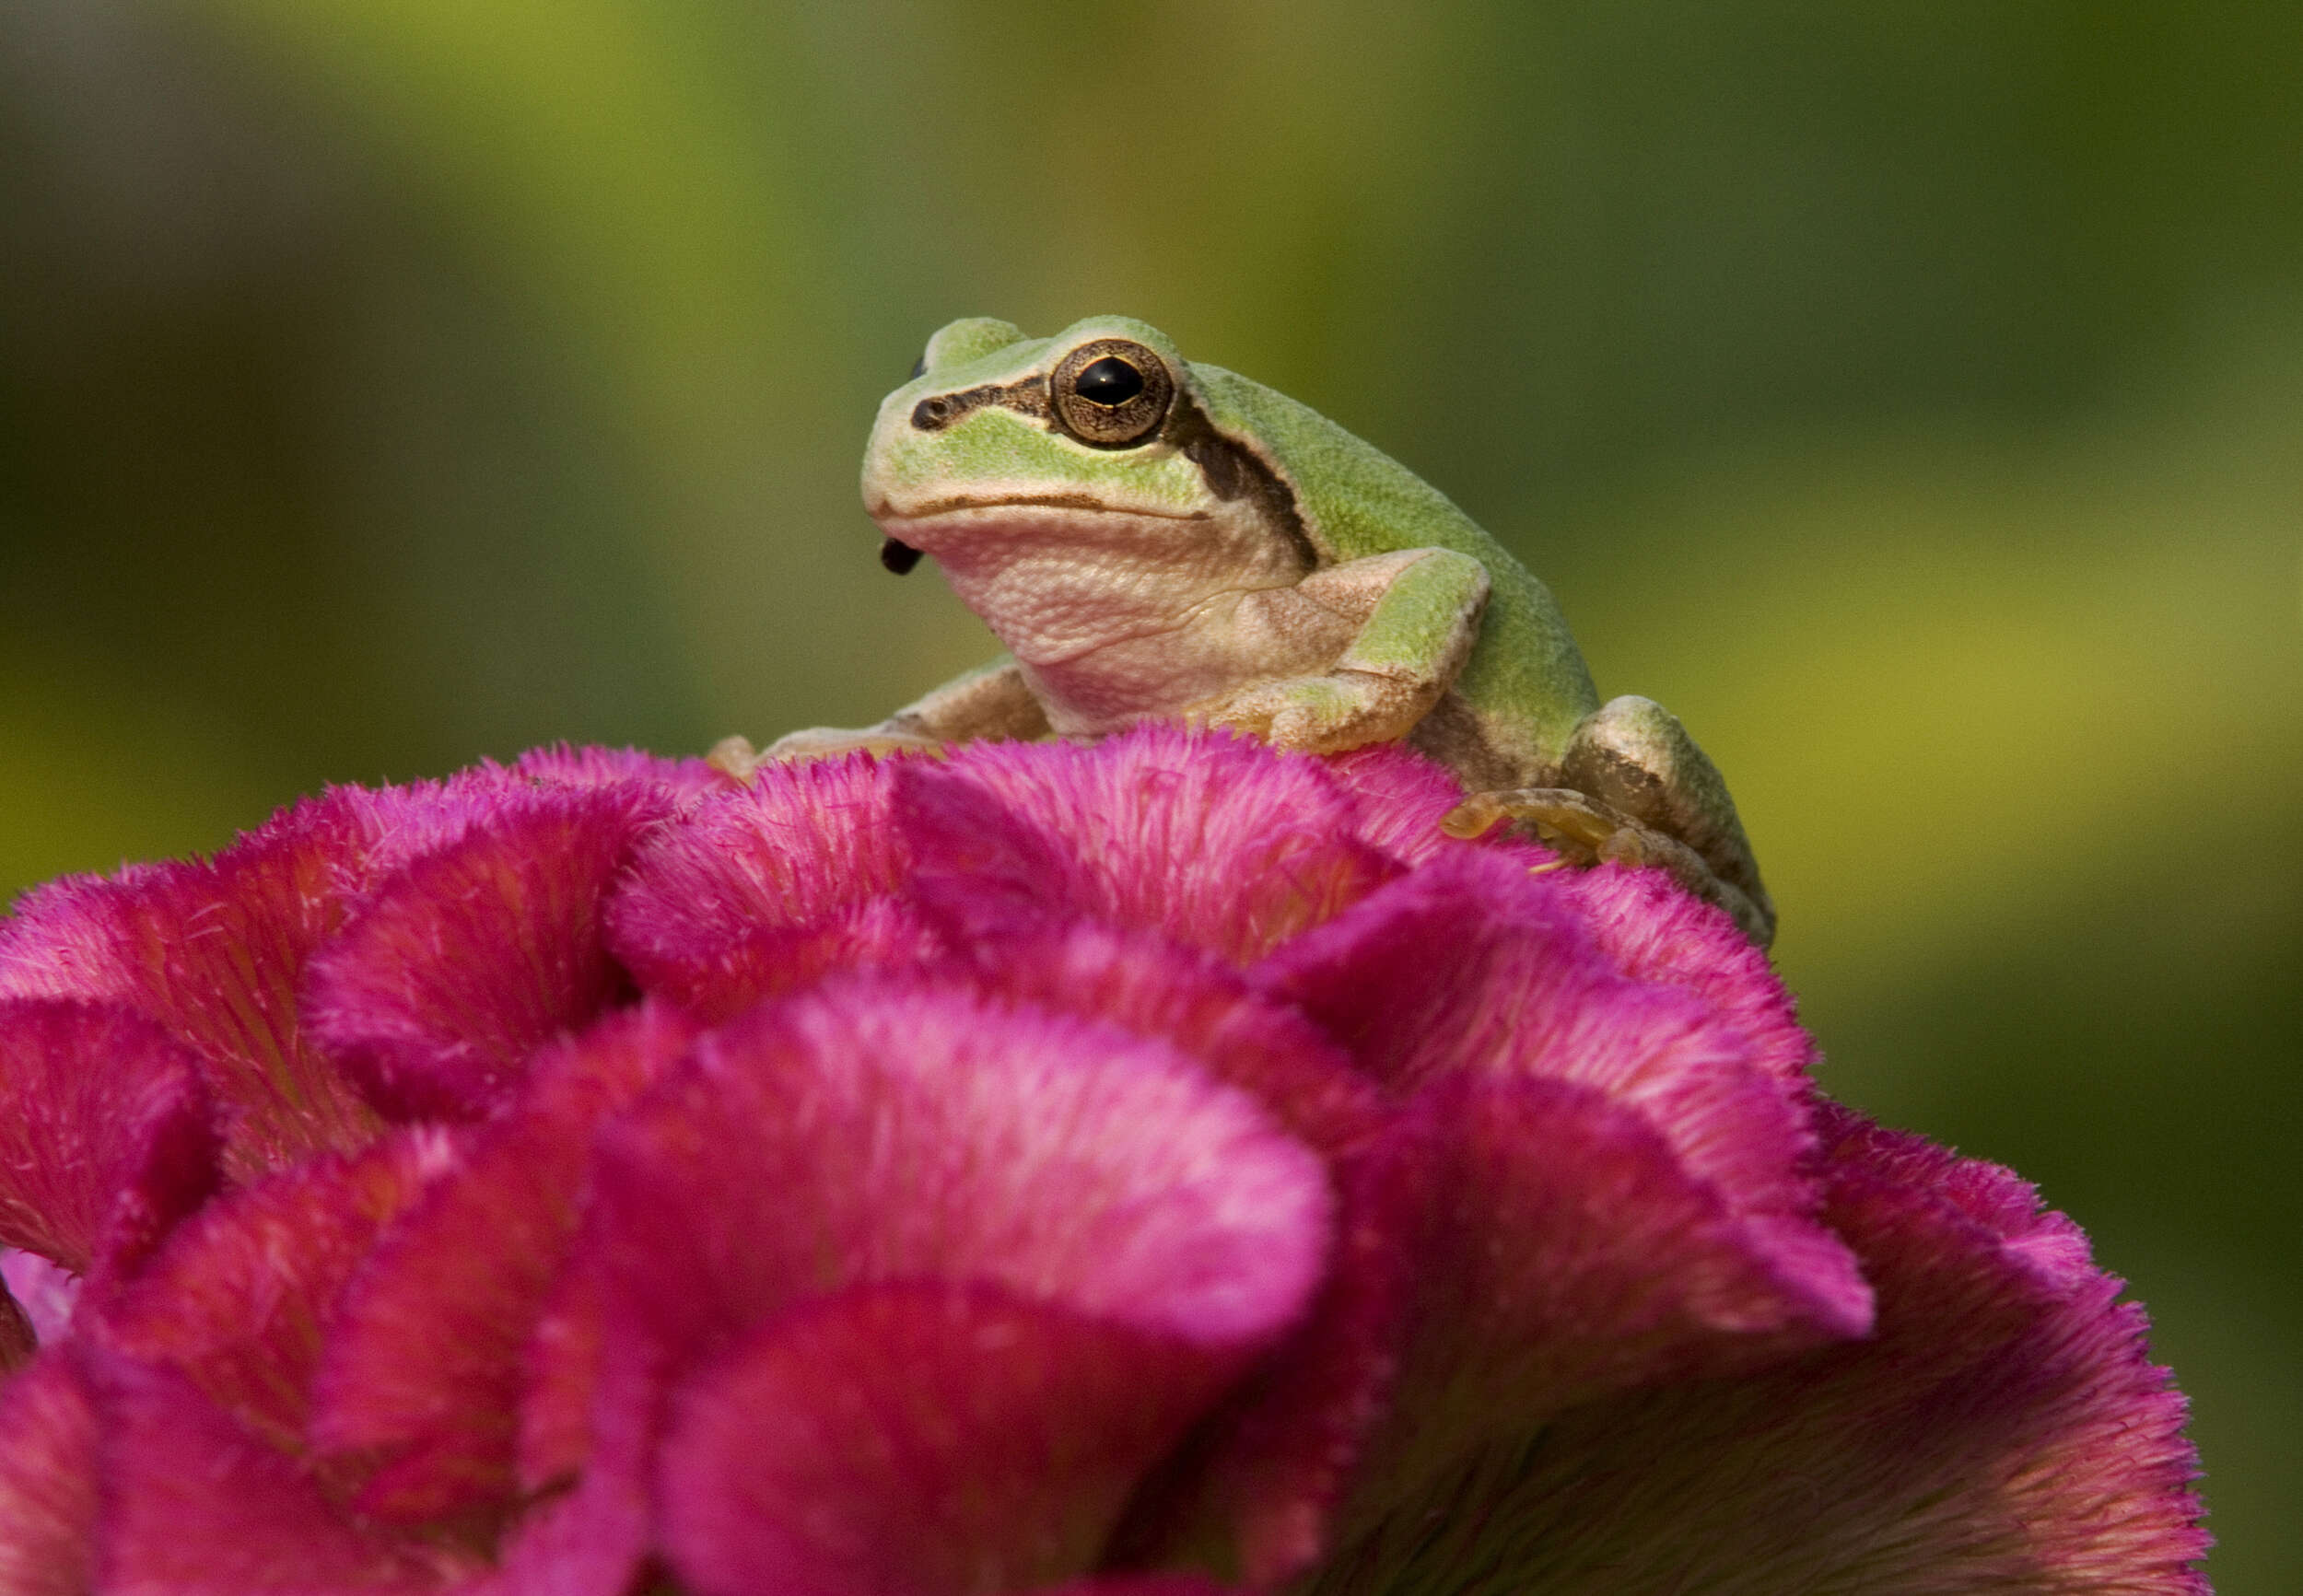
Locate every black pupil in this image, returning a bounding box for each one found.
[1075,355,1145,407]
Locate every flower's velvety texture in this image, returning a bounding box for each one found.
[0,729,2205,1594]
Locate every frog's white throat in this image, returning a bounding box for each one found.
[871,498,1327,733]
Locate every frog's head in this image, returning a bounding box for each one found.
[860,315,1303,579]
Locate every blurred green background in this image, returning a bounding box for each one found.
[1,1,2294,1585]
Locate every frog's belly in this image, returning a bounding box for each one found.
[1015,582,1358,734]
[897,503,1354,734]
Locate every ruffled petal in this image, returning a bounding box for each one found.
[0,1350,99,1595]
[546,975,1336,1596]
[1114,1137,1420,1588]
[513,1250,607,1495]
[0,1276,40,1371]
[310,1005,696,1525]
[1261,852,1851,1246]
[956,923,1403,1586]
[657,1281,1237,1596]
[595,976,1333,1350]
[1318,743,1484,867]
[0,1250,82,1346]
[1556,860,1814,1080]
[899,728,1397,963]
[95,1129,462,1457]
[605,752,908,991]
[625,898,945,1022]
[86,1349,481,1594]
[956,921,1385,1159]
[1315,1109,2208,1596]
[0,800,386,1179]
[0,1000,218,1287]
[1357,1074,1872,1509]
[303,786,670,1122]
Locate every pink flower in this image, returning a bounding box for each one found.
[0,728,2205,1594]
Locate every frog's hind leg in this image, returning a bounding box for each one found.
[1442,695,1777,947]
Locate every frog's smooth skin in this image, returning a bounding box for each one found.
[745,315,1774,944]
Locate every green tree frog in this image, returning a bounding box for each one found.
[726,315,1775,944]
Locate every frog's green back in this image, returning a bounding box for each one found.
[1188,363,1599,772]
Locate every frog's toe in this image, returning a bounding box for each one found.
[1441,786,1776,947]
[1185,671,1427,756]
[711,726,945,782]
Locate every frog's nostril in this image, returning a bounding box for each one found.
[912,396,953,429]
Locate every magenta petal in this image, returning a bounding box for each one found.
[628,898,945,1023]
[310,1005,696,1525]
[955,924,1402,1584]
[95,1128,462,1456]
[0,1276,39,1372]
[1318,742,1484,867]
[508,741,733,802]
[1117,1138,1420,1588]
[1329,1108,2208,1595]
[305,786,668,1121]
[0,1000,217,1285]
[0,803,385,1179]
[899,727,1398,963]
[595,976,1334,1351]
[86,1349,481,1594]
[959,921,1386,1159]
[605,752,907,993]
[0,1350,99,1595]
[1,1251,83,1347]
[548,976,1334,1596]
[658,1281,1237,1596]
[1557,860,1813,1079]
[514,1251,607,1494]
[1260,851,1842,1231]
[1371,1074,1873,1493]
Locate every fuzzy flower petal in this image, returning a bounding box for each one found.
[658,1281,1239,1596]
[1315,1108,2208,1596]
[0,725,2204,1593]
[606,752,909,976]
[96,1129,462,1457]
[0,1000,217,1288]
[86,1348,482,1595]
[304,784,672,1122]
[0,803,387,1178]
[309,1005,696,1525]
[0,1352,98,1594]
[898,728,1399,963]
[540,974,1336,1596]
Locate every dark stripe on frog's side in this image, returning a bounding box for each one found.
[1160,387,1322,576]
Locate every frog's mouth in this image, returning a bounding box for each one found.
[870,493,1212,522]
[868,495,1214,576]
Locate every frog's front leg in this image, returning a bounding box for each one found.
[708,656,1051,780]
[1184,548,1491,754]
[1443,696,1778,947]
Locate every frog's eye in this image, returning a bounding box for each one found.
[1050,339,1175,448]
[908,352,928,379]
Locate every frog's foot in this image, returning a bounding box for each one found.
[707,727,945,784]
[1441,786,1776,947]
[1182,669,1437,757]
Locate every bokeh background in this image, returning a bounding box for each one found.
[2,2,2295,1585]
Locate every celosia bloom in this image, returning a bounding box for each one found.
[0,728,2204,1594]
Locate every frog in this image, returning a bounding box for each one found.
[720,314,1776,945]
